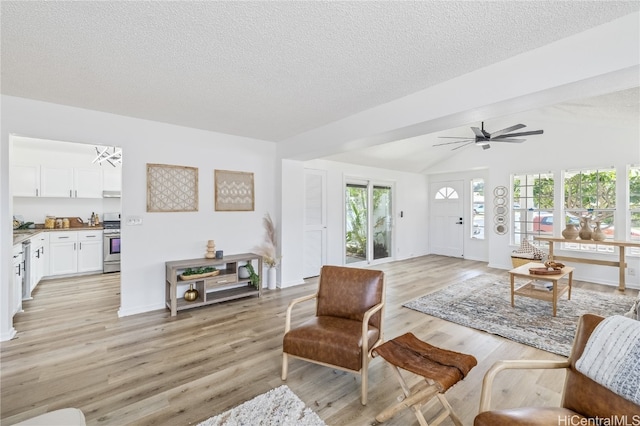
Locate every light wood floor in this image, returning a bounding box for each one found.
[2,255,636,426]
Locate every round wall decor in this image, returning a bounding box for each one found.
[493,186,509,235]
[494,186,507,197]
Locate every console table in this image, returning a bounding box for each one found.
[534,237,640,292]
[165,253,262,316]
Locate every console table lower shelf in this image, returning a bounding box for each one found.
[165,253,262,316]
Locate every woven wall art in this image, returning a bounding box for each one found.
[215,169,254,211]
[147,163,198,212]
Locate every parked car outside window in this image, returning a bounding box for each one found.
[533,213,580,233]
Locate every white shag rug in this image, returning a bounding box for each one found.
[197,385,326,426]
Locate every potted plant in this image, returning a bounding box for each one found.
[240,262,260,290]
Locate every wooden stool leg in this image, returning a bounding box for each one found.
[426,378,463,426]
[375,383,439,423]
[437,394,463,426]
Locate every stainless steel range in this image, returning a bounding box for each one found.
[103,212,121,273]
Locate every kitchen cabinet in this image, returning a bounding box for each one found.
[77,231,103,273]
[75,168,104,198]
[103,168,122,192]
[41,166,103,198]
[49,230,103,276]
[27,232,48,297]
[12,244,24,316]
[11,165,40,197]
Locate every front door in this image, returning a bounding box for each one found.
[430,180,464,258]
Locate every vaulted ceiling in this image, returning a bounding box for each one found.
[2,1,638,172]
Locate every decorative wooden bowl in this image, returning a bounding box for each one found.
[179,270,220,280]
[528,267,563,275]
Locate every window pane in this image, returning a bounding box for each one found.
[512,172,554,245]
[345,184,367,264]
[373,186,392,260]
[565,168,616,242]
[630,167,640,247]
[471,178,484,240]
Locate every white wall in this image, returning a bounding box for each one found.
[426,107,640,288]
[1,95,277,339]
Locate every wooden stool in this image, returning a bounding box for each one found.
[372,333,477,426]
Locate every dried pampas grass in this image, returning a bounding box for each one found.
[256,213,280,267]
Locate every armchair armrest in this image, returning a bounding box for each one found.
[284,292,318,334]
[478,359,570,412]
[361,301,385,356]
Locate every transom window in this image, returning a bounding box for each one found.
[435,187,458,200]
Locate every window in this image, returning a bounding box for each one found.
[435,186,458,199]
[512,172,554,246]
[564,168,616,253]
[471,178,484,239]
[629,166,640,255]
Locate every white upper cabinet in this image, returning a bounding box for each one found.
[38,166,103,198]
[11,137,120,199]
[74,168,103,198]
[103,168,122,192]
[41,166,74,197]
[11,165,41,197]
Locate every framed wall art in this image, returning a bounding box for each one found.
[147,163,198,212]
[215,169,254,211]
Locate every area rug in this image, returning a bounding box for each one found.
[197,385,326,426]
[404,274,636,357]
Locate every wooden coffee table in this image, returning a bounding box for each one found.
[509,262,574,317]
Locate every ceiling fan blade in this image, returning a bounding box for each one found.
[493,130,544,138]
[437,136,475,139]
[471,127,487,139]
[433,139,474,147]
[451,141,474,151]
[487,138,527,143]
[489,124,526,138]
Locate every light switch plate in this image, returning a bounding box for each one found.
[126,216,143,226]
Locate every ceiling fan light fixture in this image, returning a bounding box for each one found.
[434,121,544,151]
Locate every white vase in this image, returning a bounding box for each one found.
[238,265,250,279]
[267,267,277,290]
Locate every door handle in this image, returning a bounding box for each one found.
[456,217,463,225]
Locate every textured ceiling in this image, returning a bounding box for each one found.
[2,1,639,146]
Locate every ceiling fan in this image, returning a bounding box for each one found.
[433,122,544,150]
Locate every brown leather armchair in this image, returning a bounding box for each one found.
[282,265,385,405]
[475,314,640,425]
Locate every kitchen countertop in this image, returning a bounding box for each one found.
[13,225,105,246]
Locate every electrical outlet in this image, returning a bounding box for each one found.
[629,268,636,276]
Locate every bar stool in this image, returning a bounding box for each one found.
[372,333,477,426]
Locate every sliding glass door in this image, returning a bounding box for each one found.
[345,180,393,265]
